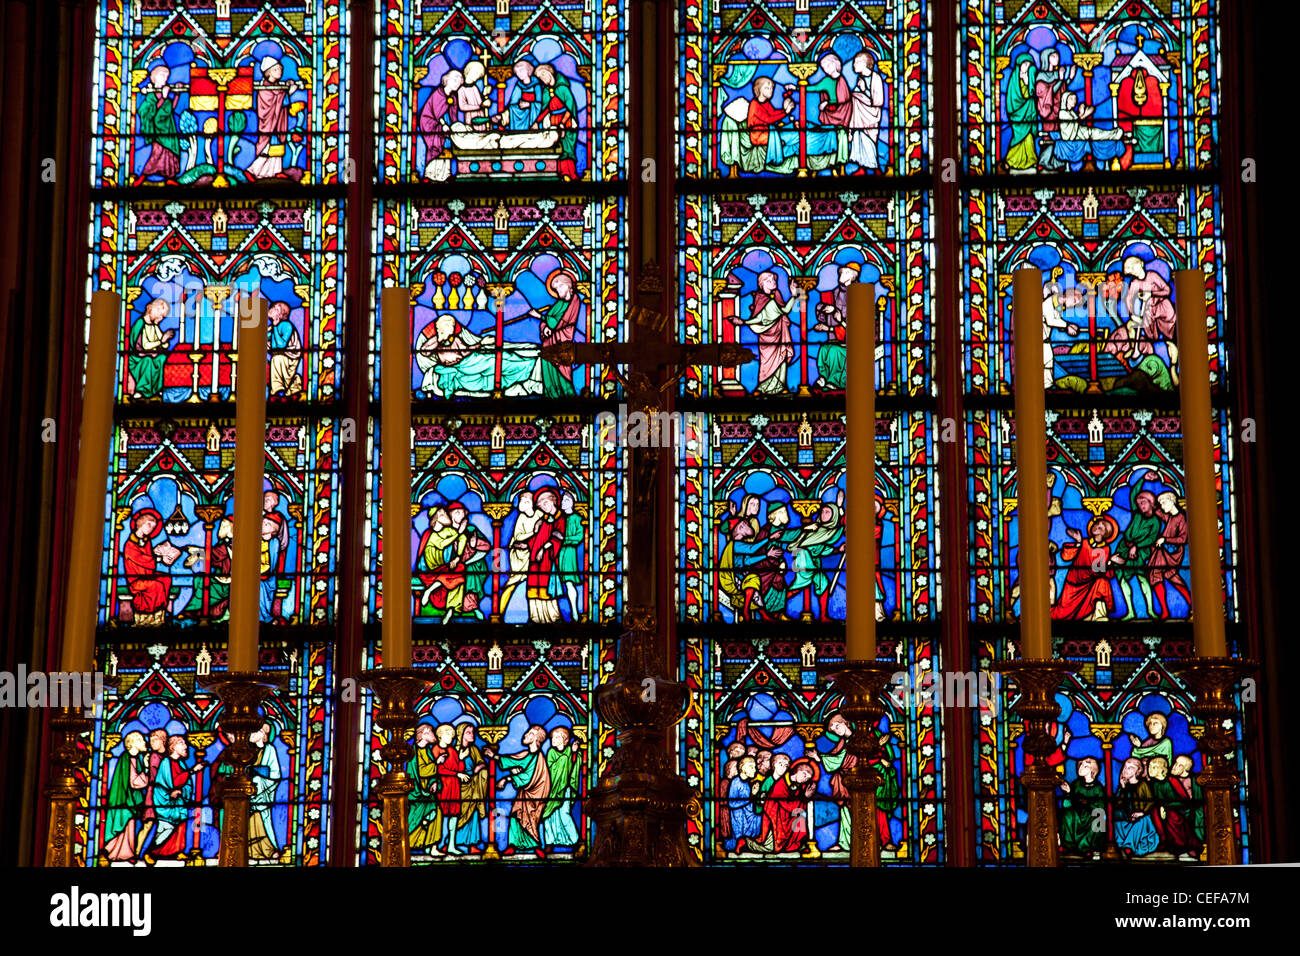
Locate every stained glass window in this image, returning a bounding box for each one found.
[378,0,626,183]
[372,196,625,400]
[960,1,1219,175]
[966,408,1236,625]
[92,0,348,187]
[83,0,350,867]
[963,185,1225,398]
[92,199,344,404]
[365,415,623,626]
[976,634,1249,863]
[357,635,610,863]
[678,0,930,178]
[678,191,932,398]
[87,639,334,865]
[68,0,1258,867]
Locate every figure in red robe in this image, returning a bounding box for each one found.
[1051,514,1119,620]
[526,488,564,623]
[124,509,172,625]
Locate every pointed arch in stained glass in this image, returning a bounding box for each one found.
[678,191,932,398]
[92,0,348,188]
[378,0,626,183]
[679,634,944,864]
[961,1,1219,175]
[677,411,938,625]
[92,199,344,404]
[678,0,930,178]
[975,635,1249,864]
[965,408,1237,625]
[100,418,341,629]
[87,639,334,866]
[963,185,1225,398]
[373,197,625,401]
[357,635,609,864]
[365,415,624,628]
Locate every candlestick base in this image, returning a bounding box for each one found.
[817,659,898,867]
[992,659,1074,868]
[586,605,698,866]
[43,706,93,867]
[1171,657,1257,866]
[358,668,435,867]
[197,671,288,867]
[43,674,120,867]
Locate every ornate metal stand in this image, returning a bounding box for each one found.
[358,668,434,867]
[44,706,93,867]
[993,659,1074,867]
[585,605,698,866]
[197,671,288,867]
[1172,657,1256,866]
[817,660,897,867]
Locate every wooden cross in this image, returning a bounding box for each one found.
[540,339,754,408]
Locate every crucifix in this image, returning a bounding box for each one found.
[540,334,753,866]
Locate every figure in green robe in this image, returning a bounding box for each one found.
[1060,757,1106,854]
[553,493,585,619]
[137,65,182,181]
[102,731,149,862]
[406,724,442,852]
[1005,53,1040,170]
[541,727,582,848]
[1115,490,1162,618]
[535,64,579,178]
[1128,712,1174,767]
[127,298,175,399]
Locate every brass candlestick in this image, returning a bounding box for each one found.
[1172,657,1256,866]
[358,668,433,867]
[586,605,698,866]
[993,659,1074,867]
[44,674,119,867]
[44,706,93,867]
[197,670,288,867]
[818,660,897,867]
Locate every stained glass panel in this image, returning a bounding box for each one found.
[86,639,334,866]
[680,634,943,863]
[963,185,1225,398]
[678,0,929,178]
[100,418,341,629]
[678,191,932,398]
[378,0,626,183]
[358,636,608,863]
[92,0,347,187]
[373,197,624,401]
[678,411,938,624]
[975,634,1249,864]
[92,198,344,404]
[961,1,1219,175]
[366,414,624,626]
[966,408,1237,624]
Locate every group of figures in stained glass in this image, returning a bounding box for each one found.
[79,0,1248,866]
[89,642,331,866]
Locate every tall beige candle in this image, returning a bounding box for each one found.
[1012,268,1051,658]
[382,287,413,668]
[60,291,121,671]
[228,295,267,673]
[845,283,877,661]
[1174,269,1227,658]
